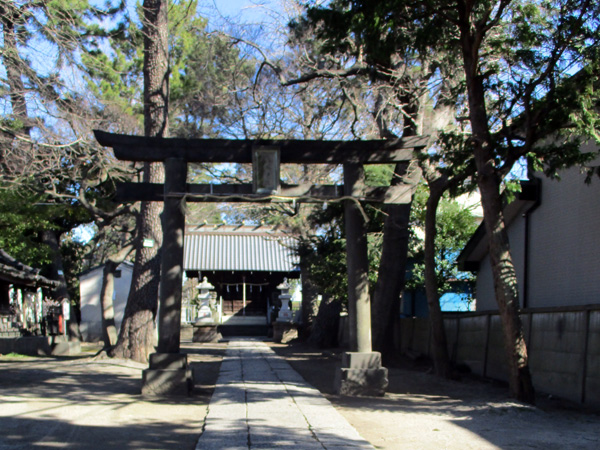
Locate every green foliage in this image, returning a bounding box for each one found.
[296,0,445,68]
[503,179,522,204]
[296,199,385,304]
[169,6,255,138]
[0,187,93,270]
[0,0,126,126]
[81,3,144,127]
[407,185,478,298]
[364,164,394,185]
[1,352,31,358]
[300,0,600,175]
[82,0,255,138]
[0,190,55,266]
[299,236,348,304]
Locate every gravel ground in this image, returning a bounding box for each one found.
[0,342,227,450]
[1,340,599,449]
[270,341,600,450]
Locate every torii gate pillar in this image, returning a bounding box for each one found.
[141,158,192,396]
[335,163,388,396]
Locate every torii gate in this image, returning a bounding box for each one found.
[95,130,425,396]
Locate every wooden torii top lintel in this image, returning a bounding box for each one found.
[94,130,427,164]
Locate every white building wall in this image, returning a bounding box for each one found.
[475,166,600,310]
[527,167,600,308]
[79,270,102,341]
[79,264,132,342]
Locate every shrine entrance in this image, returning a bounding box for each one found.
[95,130,425,396]
[183,223,300,334]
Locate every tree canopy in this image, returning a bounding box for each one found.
[296,0,600,401]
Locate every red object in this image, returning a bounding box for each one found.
[58,315,64,334]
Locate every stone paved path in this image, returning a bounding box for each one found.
[195,339,374,450]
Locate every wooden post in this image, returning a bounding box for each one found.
[157,157,187,353]
[243,276,247,316]
[581,308,591,404]
[343,163,372,354]
[483,313,491,378]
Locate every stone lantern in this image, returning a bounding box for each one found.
[195,277,215,324]
[273,278,297,343]
[276,278,293,322]
[192,277,221,343]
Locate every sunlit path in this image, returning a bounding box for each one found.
[196,339,374,449]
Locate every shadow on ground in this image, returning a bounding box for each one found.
[0,343,227,450]
[0,415,202,450]
[2,340,599,450]
[271,340,600,450]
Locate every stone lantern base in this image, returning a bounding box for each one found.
[273,322,298,343]
[192,323,222,342]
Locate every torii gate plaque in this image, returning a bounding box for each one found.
[95,130,425,396]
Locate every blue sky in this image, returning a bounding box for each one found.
[198,0,289,26]
[207,0,278,18]
[120,0,287,29]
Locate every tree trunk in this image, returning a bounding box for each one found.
[299,258,319,340]
[41,230,81,340]
[371,203,411,358]
[460,31,535,401]
[308,294,341,348]
[99,244,134,348]
[142,0,169,139]
[100,260,119,347]
[110,0,168,362]
[478,172,535,403]
[423,182,452,377]
[372,160,421,360]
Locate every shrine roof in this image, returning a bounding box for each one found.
[183,225,299,273]
[0,249,59,288]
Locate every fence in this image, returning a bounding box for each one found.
[397,305,600,408]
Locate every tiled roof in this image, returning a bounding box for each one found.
[183,225,299,273]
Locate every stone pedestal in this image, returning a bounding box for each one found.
[180,323,193,341]
[0,336,82,356]
[335,351,388,397]
[50,338,81,356]
[273,322,298,343]
[192,324,222,342]
[277,300,293,322]
[141,353,193,396]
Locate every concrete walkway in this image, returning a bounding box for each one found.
[196,339,374,450]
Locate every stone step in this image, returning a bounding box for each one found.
[218,324,268,337]
[220,315,268,326]
[0,331,21,338]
